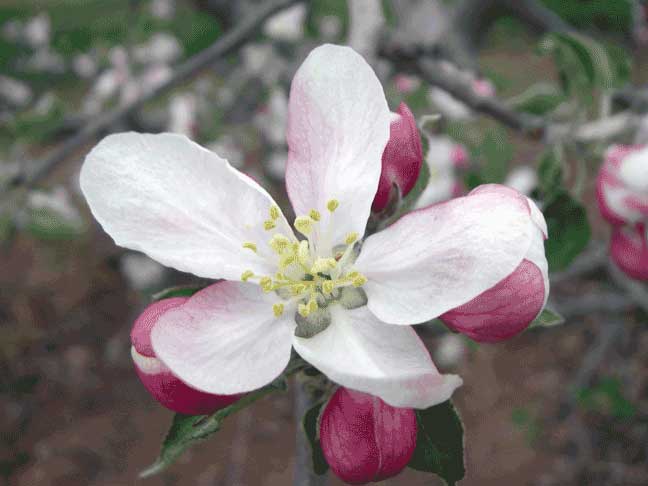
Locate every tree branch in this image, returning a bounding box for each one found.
[2,0,302,193]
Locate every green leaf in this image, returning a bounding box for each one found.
[537,149,563,201]
[140,380,284,477]
[26,208,85,241]
[151,285,206,302]
[408,400,465,486]
[543,191,591,271]
[529,308,565,328]
[508,82,565,116]
[478,128,512,184]
[301,400,329,475]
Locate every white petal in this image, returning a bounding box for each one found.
[293,305,462,409]
[285,44,390,251]
[356,185,533,324]
[151,281,294,395]
[80,132,294,281]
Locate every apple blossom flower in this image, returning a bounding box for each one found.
[372,103,423,212]
[597,144,648,226]
[440,185,549,343]
[415,136,468,209]
[319,387,417,484]
[609,224,648,281]
[81,44,546,408]
[131,298,241,414]
[263,3,307,41]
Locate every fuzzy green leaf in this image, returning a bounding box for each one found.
[543,191,591,271]
[529,308,565,328]
[408,400,465,486]
[302,400,329,475]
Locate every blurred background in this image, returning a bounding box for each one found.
[2,0,648,485]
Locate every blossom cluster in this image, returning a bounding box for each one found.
[597,145,648,280]
[80,44,549,483]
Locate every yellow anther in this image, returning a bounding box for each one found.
[345,232,358,245]
[309,209,321,222]
[297,240,310,266]
[327,199,339,212]
[322,280,335,295]
[347,271,360,280]
[298,303,310,317]
[308,297,318,313]
[264,219,276,231]
[241,270,254,282]
[291,283,307,295]
[311,258,336,274]
[270,234,291,254]
[260,277,273,292]
[269,205,280,220]
[352,274,368,287]
[242,242,257,253]
[294,216,313,235]
[275,272,287,281]
[272,303,284,317]
[279,253,296,269]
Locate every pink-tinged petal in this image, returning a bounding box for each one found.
[372,103,423,212]
[132,347,240,415]
[131,298,241,415]
[319,387,417,484]
[131,297,188,357]
[80,132,294,282]
[610,225,648,281]
[357,184,533,324]
[151,281,295,395]
[440,260,545,342]
[292,305,462,409]
[286,44,390,249]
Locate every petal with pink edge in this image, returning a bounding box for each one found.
[285,44,390,251]
[292,305,462,409]
[151,281,295,395]
[356,184,533,324]
[81,132,294,282]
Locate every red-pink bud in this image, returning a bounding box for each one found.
[319,387,417,484]
[610,225,648,281]
[372,103,423,212]
[131,298,241,415]
[440,259,547,342]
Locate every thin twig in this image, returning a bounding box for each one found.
[293,379,328,486]
[2,0,302,193]
[607,261,648,314]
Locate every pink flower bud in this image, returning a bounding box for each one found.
[394,74,420,94]
[450,144,469,169]
[472,78,495,98]
[131,298,241,415]
[610,225,648,281]
[372,103,423,212]
[596,144,648,226]
[319,387,417,484]
[440,185,549,342]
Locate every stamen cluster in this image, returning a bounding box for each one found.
[240,200,368,321]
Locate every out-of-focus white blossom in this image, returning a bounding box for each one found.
[241,43,285,85]
[150,0,176,20]
[265,150,287,180]
[505,166,538,196]
[0,75,33,107]
[133,33,182,65]
[120,253,166,291]
[254,87,288,146]
[24,14,51,48]
[263,4,306,41]
[434,334,466,368]
[206,136,245,169]
[168,93,197,137]
[73,53,98,78]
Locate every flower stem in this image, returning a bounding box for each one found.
[294,379,329,486]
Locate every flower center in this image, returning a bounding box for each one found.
[240,199,368,336]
